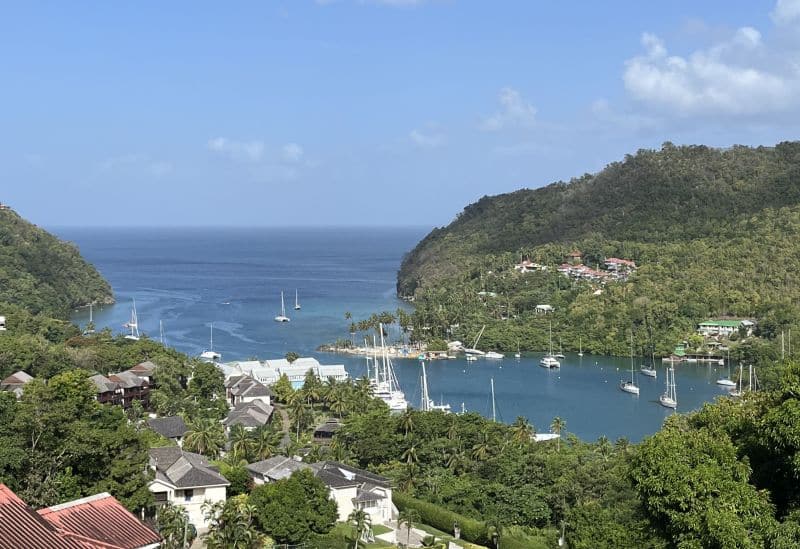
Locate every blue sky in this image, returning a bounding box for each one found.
[2,0,800,227]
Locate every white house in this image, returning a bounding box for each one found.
[220,357,349,390]
[225,374,272,406]
[311,461,395,525]
[149,447,229,532]
[697,319,754,338]
[535,304,554,314]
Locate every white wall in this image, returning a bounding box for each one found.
[150,481,227,532]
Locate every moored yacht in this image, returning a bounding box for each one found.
[274,292,290,322]
[200,322,221,361]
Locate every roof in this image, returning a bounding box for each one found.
[311,461,390,490]
[89,374,118,394]
[150,447,229,489]
[108,371,147,389]
[0,484,84,549]
[228,375,273,398]
[127,361,157,376]
[699,319,747,327]
[147,416,188,439]
[37,492,161,549]
[246,456,311,481]
[314,421,342,435]
[223,400,274,428]
[0,371,33,387]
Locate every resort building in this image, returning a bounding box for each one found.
[311,461,395,525]
[1,370,33,399]
[224,374,272,406]
[149,447,229,532]
[697,319,755,338]
[220,357,348,390]
[127,361,158,383]
[535,304,554,314]
[514,259,546,273]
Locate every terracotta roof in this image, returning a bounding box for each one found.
[37,492,161,549]
[0,484,84,549]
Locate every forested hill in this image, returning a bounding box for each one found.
[398,141,800,295]
[0,207,113,316]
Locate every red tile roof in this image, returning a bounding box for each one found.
[0,484,84,549]
[38,492,161,549]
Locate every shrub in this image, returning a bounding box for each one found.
[393,492,489,545]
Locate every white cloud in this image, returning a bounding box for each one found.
[623,5,800,117]
[772,0,800,25]
[481,87,537,131]
[281,143,304,163]
[410,128,445,148]
[207,137,265,162]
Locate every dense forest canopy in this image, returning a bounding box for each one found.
[0,208,113,317]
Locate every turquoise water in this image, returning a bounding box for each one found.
[57,226,729,442]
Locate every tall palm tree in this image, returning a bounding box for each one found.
[471,431,490,461]
[550,416,566,452]
[229,424,253,462]
[348,508,371,549]
[400,409,414,439]
[446,446,466,474]
[183,417,225,457]
[398,508,420,548]
[595,435,613,462]
[251,427,280,460]
[446,418,459,442]
[156,503,193,549]
[401,443,418,465]
[511,416,534,445]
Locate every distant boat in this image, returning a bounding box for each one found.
[83,303,95,335]
[464,325,486,356]
[200,323,221,361]
[578,337,583,357]
[124,299,140,341]
[716,353,735,387]
[294,289,301,311]
[485,351,504,360]
[555,337,565,359]
[640,352,657,378]
[539,321,560,368]
[274,292,290,322]
[514,342,521,359]
[620,333,640,395]
[420,361,451,413]
[466,355,478,362]
[659,364,678,409]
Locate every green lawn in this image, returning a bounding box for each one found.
[411,523,488,549]
[311,522,396,548]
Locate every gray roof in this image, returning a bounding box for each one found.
[128,361,157,376]
[246,456,311,481]
[311,461,390,489]
[147,416,188,439]
[149,447,229,489]
[314,421,342,435]
[223,400,274,428]
[89,374,118,393]
[228,375,273,398]
[109,371,147,389]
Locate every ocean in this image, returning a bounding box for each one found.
[57,226,729,442]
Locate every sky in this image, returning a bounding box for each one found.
[2,0,800,227]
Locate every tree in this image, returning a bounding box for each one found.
[250,469,337,544]
[398,508,420,548]
[400,409,415,438]
[183,417,225,457]
[510,416,534,445]
[550,416,566,452]
[285,351,300,363]
[272,374,294,403]
[203,496,263,549]
[156,503,195,549]
[251,426,281,460]
[229,424,254,462]
[348,508,372,549]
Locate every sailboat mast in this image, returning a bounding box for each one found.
[421,362,429,411]
[490,378,496,422]
[210,323,214,351]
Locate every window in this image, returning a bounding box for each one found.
[153,492,168,503]
[183,489,193,502]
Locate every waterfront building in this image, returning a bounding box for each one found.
[220,357,348,389]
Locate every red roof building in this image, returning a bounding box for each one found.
[0,484,161,549]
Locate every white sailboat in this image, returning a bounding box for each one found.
[466,355,478,362]
[578,337,583,357]
[124,299,140,341]
[514,342,521,359]
[420,362,451,413]
[490,378,497,422]
[539,321,560,368]
[371,323,408,412]
[555,337,565,359]
[620,333,640,395]
[464,325,487,356]
[659,364,678,409]
[274,292,290,322]
[83,303,96,335]
[730,364,758,398]
[640,352,657,378]
[294,289,301,311]
[200,323,222,361]
[716,352,736,387]
[485,351,504,360]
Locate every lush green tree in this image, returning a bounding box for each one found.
[183,417,225,458]
[156,503,195,549]
[285,351,300,363]
[203,496,263,549]
[348,508,371,549]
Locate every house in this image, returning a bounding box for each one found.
[128,361,158,383]
[0,483,161,549]
[514,259,546,273]
[108,371,151,408]
[311,461,395,525]
[313,419,342,443]
[149,447,229,531]
[535,304,554,314]
[223,400,274,432]
[1,370,33,399]
[0,315,6,331]
[147,416,189,446]
[225,374,272,406]
[90,374,122,406]
[604,257,637,271]
[697,319,755,338]
[246,456,311,485]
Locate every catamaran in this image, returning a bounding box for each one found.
[371,323,408,412]
[464,325,487,356]
[123,299,140,340]
[539,321,560,368]
[274,292,290,322]
[659,364,678,409]
[420,361,451,413]
[294,289,301,311]
[200,323,221,361]
[620,333,640,395]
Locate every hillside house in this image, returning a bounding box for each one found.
[89,370,151,408]
[535,304,554,314]
[246,456,311,485]
[514,259,546,273]
[225,374,272,406]
[128,361,158,383]
[220,357,348,390]
[147,416,188,446]
[604,257,637,271]
[0,371,33,399]
[312,461,396,525]
[222,400,274,432]
[697,319,754,338]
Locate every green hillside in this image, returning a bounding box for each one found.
[0,207,113,317]
[396,141,800,356]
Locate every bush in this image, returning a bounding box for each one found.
[426,337,448,352]
[393,492,489,545]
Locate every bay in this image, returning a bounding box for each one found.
[55,226,730,442]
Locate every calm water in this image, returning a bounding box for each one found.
[56,227,730,442]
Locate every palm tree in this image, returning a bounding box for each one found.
[400,409,414,438]
[251,427,280,460]
[550,416,566,452]
[446,446,467,474]
[156,503,193,549]
[471,431,491,461]
[446,418,459,442]
[348,508,371,549]
[397,508,420,548]
[421,535,447,548]
[202,499,262,549]
[595,435,613,462]
[229,424,253,462]
[511,416,534,444]
[183,417,225,457]
[401,443,418,465]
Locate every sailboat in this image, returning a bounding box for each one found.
[730,364,758,398]
[620,333,640,395]
[371,323,408,412]
[464,325,486,356]
[539,321,560,368]
[83,303,96,335]
[555,337,566,359]
[640,350,657,378]
[514,342,521,359]
[716,352,736,387]
[659,364,678,409]
[485,351,504,360]
[274,292,290,322]
[294,289,301,311]
[124,299,140,341]
[200,323,222,361]
[420,362,451,413]
[578,337,583,357]
[490,378,497,422]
